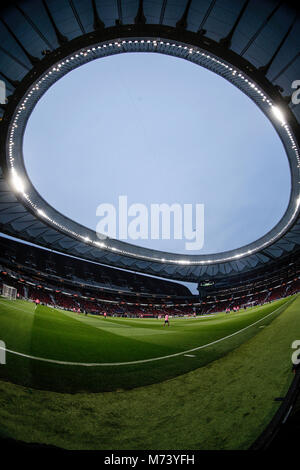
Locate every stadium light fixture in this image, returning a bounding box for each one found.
[37,209,47,218]
[271,105,286,125]
[11,170,25,193]
[94,241,105,248]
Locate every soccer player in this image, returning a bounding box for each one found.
[104,311,107,319]
[164,313,169,327]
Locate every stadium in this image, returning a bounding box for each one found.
[0,0,299,452]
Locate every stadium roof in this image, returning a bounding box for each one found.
[0,0,299,282]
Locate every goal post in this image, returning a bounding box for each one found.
[1,284,17,300]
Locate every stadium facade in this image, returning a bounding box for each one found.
[0,0,299,292]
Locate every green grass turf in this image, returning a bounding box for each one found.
[0,294,298,450]
[0,296,293,392]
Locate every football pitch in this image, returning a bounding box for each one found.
[0,294,299,449]
[0,296,294,392]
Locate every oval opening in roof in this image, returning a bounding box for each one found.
[23,52,291,255]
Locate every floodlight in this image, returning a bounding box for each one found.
[11,170,25,193]
[271,105,286,125]
[37,209,47,218]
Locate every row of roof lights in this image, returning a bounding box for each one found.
[7,39,300,266]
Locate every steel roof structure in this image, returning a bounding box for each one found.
[0,0,299,282]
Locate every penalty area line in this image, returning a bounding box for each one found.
[0,299,292,367]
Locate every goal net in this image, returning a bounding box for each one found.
[2,284,17,300]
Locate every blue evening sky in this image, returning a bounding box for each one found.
[23,52,291,292]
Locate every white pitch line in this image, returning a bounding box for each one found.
[0,299,292,367]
